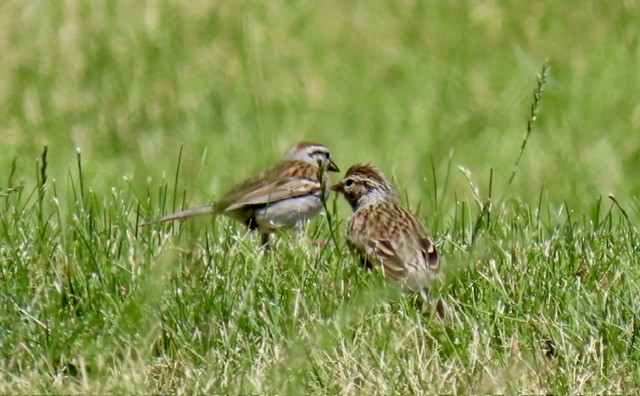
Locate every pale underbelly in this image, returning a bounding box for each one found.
[254,195,324,232]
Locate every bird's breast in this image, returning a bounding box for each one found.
[253,194,324,232]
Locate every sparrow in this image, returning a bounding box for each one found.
[331,163,439,297]
[144,141,339,246]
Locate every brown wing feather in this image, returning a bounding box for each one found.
[347,200,439,290]
[216,160,321,212]
[370,238,410,281]
[225,179,321,211]
[419,236,439,273]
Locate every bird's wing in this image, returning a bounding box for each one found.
[365,237,410,282]
[224,178,321,211]
[349,204,439,288]
[363,232,438,286]
[217,160,321,212]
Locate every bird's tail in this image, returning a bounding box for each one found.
[141,205,216,226]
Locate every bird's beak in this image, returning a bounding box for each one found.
[327,160,340,172]
[330,182,343,193]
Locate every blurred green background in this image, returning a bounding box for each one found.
[1,1,638,211]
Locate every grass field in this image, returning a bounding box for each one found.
[1,1,639,393]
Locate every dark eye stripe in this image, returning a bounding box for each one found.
[311,150,329,157]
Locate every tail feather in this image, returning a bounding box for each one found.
[141,205,216,226]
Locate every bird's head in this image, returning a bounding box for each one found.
[331,163,396,211]
[283,141,340,173]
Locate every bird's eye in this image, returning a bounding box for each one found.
[325,152,331,159]
[345,179,354,187]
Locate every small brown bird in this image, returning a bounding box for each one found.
[144,142,340,246]
[331,163,439,297]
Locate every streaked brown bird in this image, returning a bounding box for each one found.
[144,142,340,246]
[331,163,439,298]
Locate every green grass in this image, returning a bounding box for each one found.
[1,1,640,393]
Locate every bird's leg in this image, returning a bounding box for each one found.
[360,256,373,270]
[261,233,271,251]
[244,215,271,251]
[245,216,259,231]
